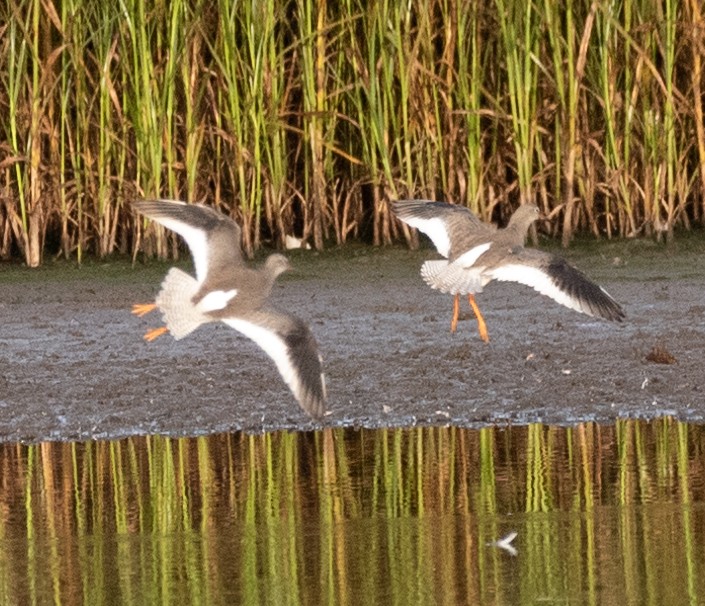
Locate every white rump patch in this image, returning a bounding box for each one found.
[197,289,238,312]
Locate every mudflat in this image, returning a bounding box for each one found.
[1,238,704,443]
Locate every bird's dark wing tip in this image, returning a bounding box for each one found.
[545,257,626,323]
[602,300,626,323]
[302,395,327,420]
[281,319,328,419]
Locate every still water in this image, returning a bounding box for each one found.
[1,419,704,605]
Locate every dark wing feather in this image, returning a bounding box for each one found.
[490,248,625,322]
[223,310,327,419]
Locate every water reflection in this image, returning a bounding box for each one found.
[1,420,704,605]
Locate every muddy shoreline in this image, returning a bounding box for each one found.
[2,239,704,443]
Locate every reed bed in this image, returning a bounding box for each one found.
[1,0,703,266]
[0,420,704,603]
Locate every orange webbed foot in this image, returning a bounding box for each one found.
[132,302,157,317]
[144,326,168,342]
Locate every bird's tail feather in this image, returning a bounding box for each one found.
[420,260,483,295]
[155,268,209,339]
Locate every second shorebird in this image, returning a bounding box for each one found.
[132,199,327,418]
[391,200,625,342]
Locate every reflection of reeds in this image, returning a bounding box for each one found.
[2,1,705,266]
[0,420,704,603]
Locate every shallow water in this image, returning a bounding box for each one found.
[1,419,704,605]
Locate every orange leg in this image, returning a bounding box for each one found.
[144,326,169,342]
[132,302,167,341]
[468,294,489,343]
[132,302,157,317]
[450,294,460,333]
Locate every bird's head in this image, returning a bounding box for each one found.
[266,253,292,278]
[508,204,542,232]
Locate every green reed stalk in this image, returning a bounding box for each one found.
[389,2,413,193]
[91,3,123,259]
[181,25,205,202]
[595,0,636,237]
[324,10,363,246]
[660,0,678,240]
[454,0,486,216]
[495,0,539,207]
[212,0,271,255]
[640,12,663,238]
[595,3,618,237]
[345,1,399,245]
[410,4,446,199]
[297,0,333,250]
[120,0,167,255]
[58,0,76,260]
[687,0,705,220]
[163,0,184,199]
[4,2,29,251]
[209,5,241,217]
[259,1,292,248]
[4,0,43,266]
[545,1,597,245]
[26,0,43,267]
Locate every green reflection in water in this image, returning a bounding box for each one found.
[0,419,704,605]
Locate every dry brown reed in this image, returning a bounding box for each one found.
[1,0,702,266]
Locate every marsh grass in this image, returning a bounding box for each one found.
[1,0,703,265]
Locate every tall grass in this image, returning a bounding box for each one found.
[2,0,704,266]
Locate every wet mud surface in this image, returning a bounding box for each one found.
[2,239,705,443]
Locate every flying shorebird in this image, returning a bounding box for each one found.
[132,199,327,418]
[390,200,625,342]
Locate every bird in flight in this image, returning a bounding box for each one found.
[132,199,327,418]
[391,200,625,342]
